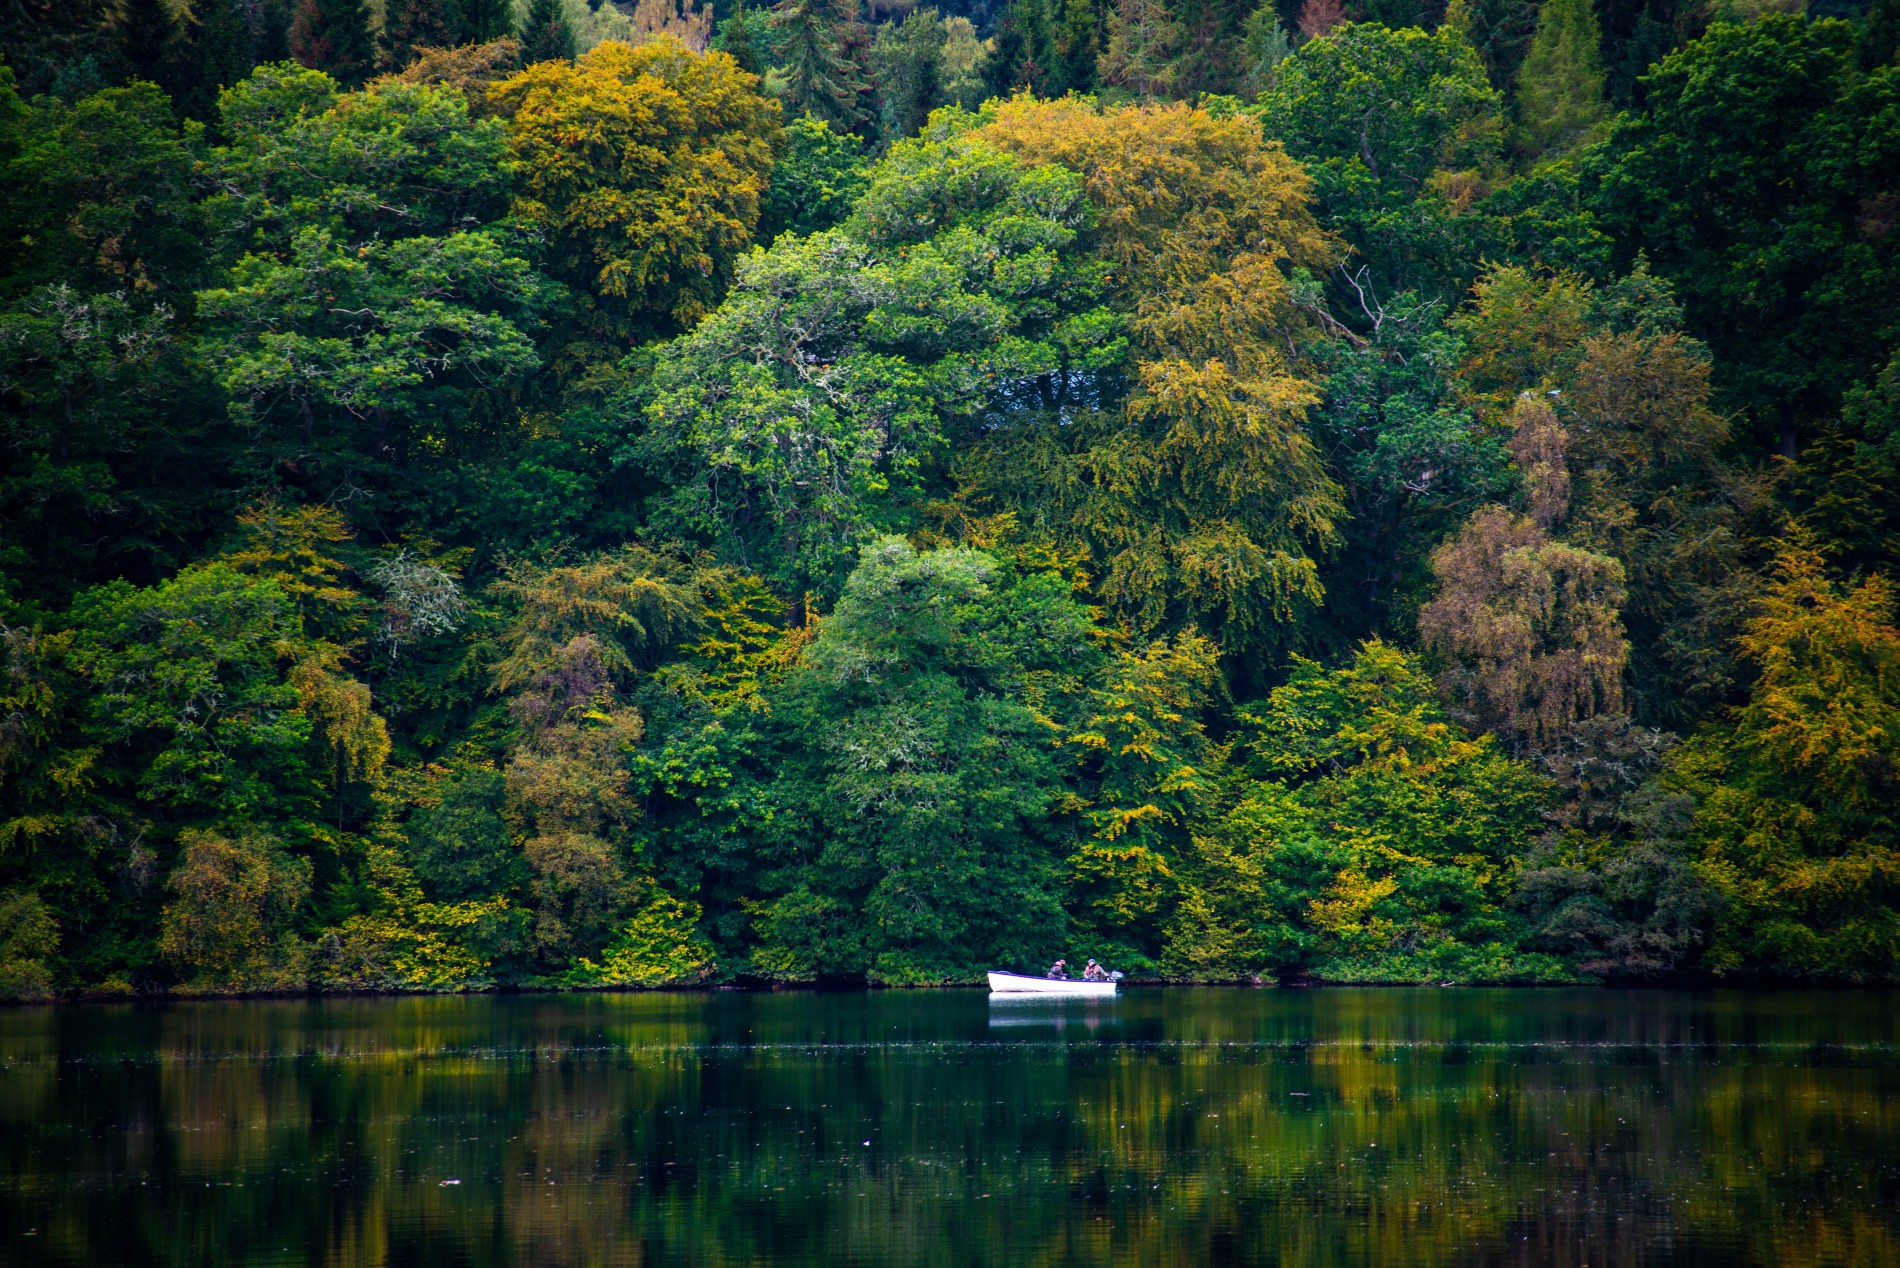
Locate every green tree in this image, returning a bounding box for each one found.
[1592,16,1900,458]
[197,69,553,508]
[0,890,60,1001]
[1307,291,1512,640]
[1514,0,1609,159]
[183,0,256,120]
[520,0,578,61]
[1066,631,1222,958]
[645,125,1111,595]
[870,7,947,142]
[754,538,1098,983]
[1237,6,1291,100]
[289,0,377,85]
[1258,22,1504,300]
[407,768,525,901]
[1864,0,1900,70]
[768,0,870,129]
[66,563,333,820]
[714,4,770,75]
[461,0,516,43]
[0,0,115,98]
[757,112,869,240]
[1179,641,1562,982]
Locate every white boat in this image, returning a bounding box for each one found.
[987,971,1116,996]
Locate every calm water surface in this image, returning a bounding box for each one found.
[2,988,1898,1266]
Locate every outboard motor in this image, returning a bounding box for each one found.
[1110,971,1124,982]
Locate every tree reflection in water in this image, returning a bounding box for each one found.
[2,988,1897,1266]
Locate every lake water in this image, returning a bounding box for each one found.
[2,988,1897,1266]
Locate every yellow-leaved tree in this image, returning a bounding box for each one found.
[1673,533,1900,982]
[954,98,1345,660]
[492,38,780,354]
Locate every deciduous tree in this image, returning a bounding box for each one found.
[493,39,779,345]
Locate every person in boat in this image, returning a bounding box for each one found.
[1082,959,1107,981]
[1045,959,1068,979]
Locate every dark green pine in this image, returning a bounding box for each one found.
[288,0,375,83]
[714,4,768,76]
[1863,0,1900,70]
[383,0,460,68]
[115,0,181,87]
[460,0,515,44]
[252,0,294,62]
[181,0,253,120]
[518,0,576,62]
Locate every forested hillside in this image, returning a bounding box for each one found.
[2,0,1897,997]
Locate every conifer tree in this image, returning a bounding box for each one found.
[383,0,460,69]
[1051,0,1101,94]
[116,0,183,89]
[1238,5,1290,98]
[1515,0,1608,158]
[714,3,769,75]
[1862,0,1900,70]
[1098,0,1181,97]
[252,0,295,62]
[461,0,515,43]
[871,8,945,141]
[985,0,1052,95]
[184,0,253,118]
[1295,0,1342,40]
[519,0,577,61]
[769,0,867,130]
[289,0,376,84]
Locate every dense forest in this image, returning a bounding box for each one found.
[1,0,1896,998]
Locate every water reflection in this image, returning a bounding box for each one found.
[2,988,1898,1266]
[985,995,1121,1032]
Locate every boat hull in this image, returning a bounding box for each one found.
[987,971,1116,996]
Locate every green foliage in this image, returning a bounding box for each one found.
[67,563,328,819]
[573,893,718,983]
[4,9,1899,996]
[407,768,522,901]
[519,0,579,63]
[197,70,553,506]
[1066,631,1222,947]
[1513,0,1609,160]
[1673,537,1900,982]
[768,0,870,130]
[646,124,1110,594]
[1307,291,1511,638]
[0,890,61,1001]
[1592,16,1900,455]
[758,112,870,240]
[754,538,1097,982]
[1172,641,1565,982]
[289,0,377,86]
[1258,22,1504,299]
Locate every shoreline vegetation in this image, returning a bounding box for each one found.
[4,0,1899,1003]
